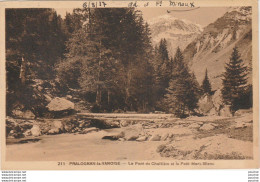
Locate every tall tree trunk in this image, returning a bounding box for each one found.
[125,68,132,108]
[96,85,100,105]
[19,57,26,85]
[96,39,102,106]
[107,90,110,105]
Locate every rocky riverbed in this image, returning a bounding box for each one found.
[6,112,253,161]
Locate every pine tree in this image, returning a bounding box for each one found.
[57,8,155,112]
[164,47,199,118]
[221,47,248,112]
[158,38,169,61]
[152,38,171,109]
[202,69,212,95]
[64,9,85,35]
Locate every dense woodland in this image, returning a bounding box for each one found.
[6,8,252,118]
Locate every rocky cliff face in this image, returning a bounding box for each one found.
[148,14,203,58]
[183,7,252,90]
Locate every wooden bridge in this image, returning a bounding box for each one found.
[76,113,177,128]
[77,113,175,121]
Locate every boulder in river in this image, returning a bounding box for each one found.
[136,135,147,142]
[123,124,144,141]
[47,120,64,135]
[79,127,99,134]
[150,134,161,141]
[48,128,60,135]
[120,120,132,127]
[12,110,35,119]
[89,118,120,129]
[53,120,64,130]
[200,123,215,131]
[102,131,125,140]
[47,97,75,112]
[24,130,32,137]
[188,123,201,129]
[31,125,41,136]
[101,124,144,141]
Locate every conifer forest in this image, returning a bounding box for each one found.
[5,7,254,161]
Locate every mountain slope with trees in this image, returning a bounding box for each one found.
[6,7,252,119]
[183,7,252,90]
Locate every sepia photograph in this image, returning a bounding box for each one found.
[1,0,259,170]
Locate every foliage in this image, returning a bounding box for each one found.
[221,47,249,112]
[6,8,204,117]
[202,69,212,95]
[164,47,200,118]
[56,8,155,112]
[152,39,172,109]
[6,9,68,115]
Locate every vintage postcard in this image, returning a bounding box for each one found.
[0,0,259,170]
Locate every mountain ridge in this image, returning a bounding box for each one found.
[148,14,203,58]
[183,7,252,90]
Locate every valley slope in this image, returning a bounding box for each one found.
[183,7,252,90]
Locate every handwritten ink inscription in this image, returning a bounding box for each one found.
[128,1,195,8]
[169,1,195,7]
[83,1,107,8]
[82,1,196,8]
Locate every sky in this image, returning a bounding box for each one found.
[55,7,230,27]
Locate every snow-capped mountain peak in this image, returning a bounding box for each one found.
[148,14,203,35]
[148,14,203,58]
